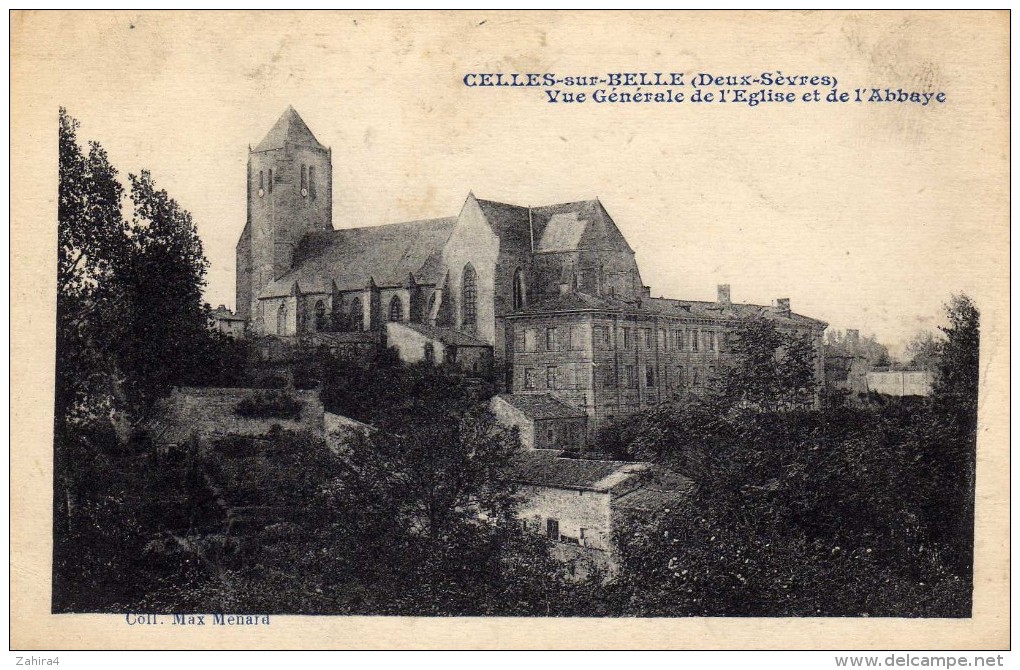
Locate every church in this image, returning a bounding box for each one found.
[232,107,827,447]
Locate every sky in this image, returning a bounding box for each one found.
[14,11,1009,357]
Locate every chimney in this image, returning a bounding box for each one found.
[775,298,791,316]
[717,284,731,304]
[642,286,651,298]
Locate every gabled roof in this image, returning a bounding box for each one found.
[259,217,456,298]
[511,450,648,492]
[254,106,326,152]
[473,197,634,255]
[393,322,491,348]
[474,199,533,253]
[532,199,633,254]
[495,393,586,420]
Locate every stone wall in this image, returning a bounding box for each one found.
[158,387,325,442]
[867,371,934,397]
[386,322,445,365]
[490,396,536,449]
[518,483,612,552]
[441,195,501,350]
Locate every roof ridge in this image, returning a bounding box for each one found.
[323,216,458,234]
[475,197,529,209]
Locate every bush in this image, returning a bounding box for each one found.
[235,390,304,420]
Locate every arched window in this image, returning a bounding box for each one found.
[389,295,403,322]
[277,303,288,335]
[308,166,316,200]
[258,170,264,194]
[512,268,526,310]
[300,165,308,195]
[462,263,477,326]
[268,168,273,194]
[349,297,363,331]
[314,300,326,331]
[426,292,437,320]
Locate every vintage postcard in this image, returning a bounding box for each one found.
[10,10,1010,651]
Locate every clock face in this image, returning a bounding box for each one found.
[301,188,308,197]
[258,188,265,197]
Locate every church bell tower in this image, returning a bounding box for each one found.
[236,106,332,323]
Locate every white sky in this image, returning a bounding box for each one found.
[13,11,1009,356]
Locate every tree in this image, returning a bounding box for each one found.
[825,329,891,369]
[604,402,971,617]
[905,330,940,371]
[116,171,211,412]
[931,295,979,430]
[56,108,131,427]
[925,294,979,581]
[716,316,819,411]
[54,111,242,612]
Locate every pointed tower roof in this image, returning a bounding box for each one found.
[254,106,325,152]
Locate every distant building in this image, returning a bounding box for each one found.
[511,450,694,577]
[386,321,493,373]
[209,305,246,338]
[491,393,588,452]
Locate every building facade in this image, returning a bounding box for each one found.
[505,287,826,436]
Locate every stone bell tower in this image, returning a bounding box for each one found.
[236,106,332,323]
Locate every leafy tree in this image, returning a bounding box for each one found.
[56,108,132,427]
[54,111,251,612]
[603,401,971,616]
[904,330,940,371]
[924,294,979,580]
[117,170,211,411]
[319,356,498,428]
[825,329,892,369]
[931,295,980,431]
[716,316,819,411]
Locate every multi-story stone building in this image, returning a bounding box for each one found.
[235,107,827,444]
[503,287,826,440]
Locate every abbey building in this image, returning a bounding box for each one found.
[233,107,826,446]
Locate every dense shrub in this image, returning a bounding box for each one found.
[235,390,304,420]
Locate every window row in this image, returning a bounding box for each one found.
[598,364,717,389]
[522,326,589,353]
[592,325,721,352]
[294,294,407,333]
[523,364,582,391]
[255,164,317,199]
